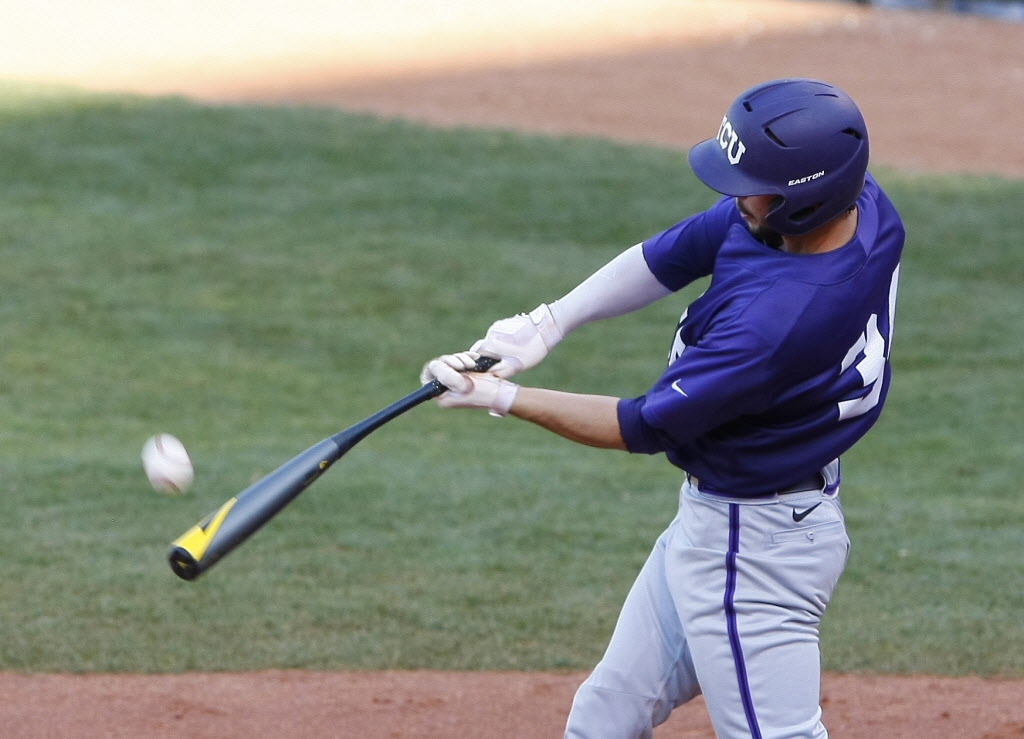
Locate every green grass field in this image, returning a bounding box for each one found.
[0,83,1020,676]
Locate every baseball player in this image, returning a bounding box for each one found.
[422,78,904,738]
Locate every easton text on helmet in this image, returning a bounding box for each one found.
[788,171,826,186]
[716,116,746,165]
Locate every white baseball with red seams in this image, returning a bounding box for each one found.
[141,434,194,494]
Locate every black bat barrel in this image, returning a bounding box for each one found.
[168,437,342,580]
[167,354,500,581]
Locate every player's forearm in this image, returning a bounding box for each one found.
[468,246,671,380]
[509,387,626,450]
[548,243,672,334]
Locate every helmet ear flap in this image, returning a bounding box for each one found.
[765,195,788,227]
[787,202,825,226]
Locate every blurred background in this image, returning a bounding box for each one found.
[840,0,1024,20]
[0,1,1020,735]
[0,0,1021,175]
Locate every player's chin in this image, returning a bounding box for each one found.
[748,224,783,249]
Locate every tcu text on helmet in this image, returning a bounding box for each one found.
[716,116,746,165]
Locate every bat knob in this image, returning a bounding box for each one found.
[168,546,202,581]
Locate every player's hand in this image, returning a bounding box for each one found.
[420,351,519,416]
[435,372,519,417]
[419,351,480,393]
[471,303,564,379]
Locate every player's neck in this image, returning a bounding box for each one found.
[782,207,858,255]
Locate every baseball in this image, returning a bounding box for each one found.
[141,433,194,494]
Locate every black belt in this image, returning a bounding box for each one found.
[774,473,826,495]
[688,472,825,499]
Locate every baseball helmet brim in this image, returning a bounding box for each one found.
[687,138,779,198]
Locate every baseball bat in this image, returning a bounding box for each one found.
[167,355,498,581]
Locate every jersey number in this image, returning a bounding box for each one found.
[668,308,689,364]
[837,264,900,420]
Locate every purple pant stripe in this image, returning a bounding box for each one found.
[724,503,762,739]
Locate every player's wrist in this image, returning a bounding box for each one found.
[435,373,520,416]
[469,304,562,378]
[487,376,520,418]
[529,303,565,349]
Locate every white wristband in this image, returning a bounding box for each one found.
[435,374,520,417]
[487,378,520,418]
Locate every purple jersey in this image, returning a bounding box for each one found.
[617,174,905,495]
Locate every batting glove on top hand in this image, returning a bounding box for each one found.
[470,303,564,379]
[420,351,519,417]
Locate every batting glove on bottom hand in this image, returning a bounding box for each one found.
[419,351,480,393]
[470,303,563,379]
[435,372,519,417]
[420,351,519,416]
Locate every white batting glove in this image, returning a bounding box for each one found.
[419,351,480,393]
[470,303,564,379]
[435,373,520,418]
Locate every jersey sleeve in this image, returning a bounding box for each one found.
[618,322,775,454]
[641,196,739,291]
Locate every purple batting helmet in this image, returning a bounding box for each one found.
[687,78,869,235]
